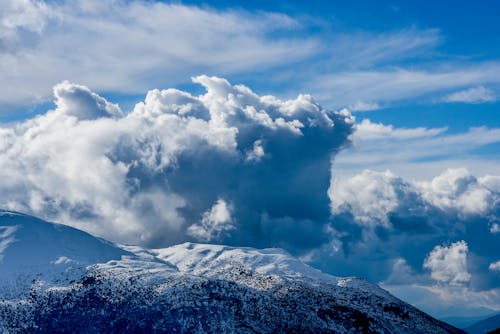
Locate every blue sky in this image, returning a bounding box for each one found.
[1,0,499,322]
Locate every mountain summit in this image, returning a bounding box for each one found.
[0,211,463,333]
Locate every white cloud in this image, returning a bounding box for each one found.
[349,101,380,112]
[350,119,446,143]
[53,81,122,120]
[187,199,235,242]
[334,118,500,180]
[0,76,353,247]
[246,139,265,162]
[384,258,420,285]
[330,168,500,227]
[419,168,496,216]
[311,65,500,107]
[330,169,401,227]
[489,261,500,274]
[0,0,318,107]
[2,1,499,110]
[423,241,471,286]
[444,86,496,104]
[0,0,52,37]
[490,224,500,234]
[326,167,500,316]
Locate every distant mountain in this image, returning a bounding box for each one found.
[465,313,500,334]
[1,210,465,333]
[442,315,496,329]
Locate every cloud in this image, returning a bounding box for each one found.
[0,0,52,37]
[491,224,500,234]
[419,168,498,216]
[350,119,447,143]
[330,168,500,226]
[1,77,499,314]
[0,76,353,248]
[324,167,500,316]
[310,64,500,108]
[423,241,471,286]
[330,170,401,227]
[443,86,496,104]
[490,261,500,274]
[0,0,319,107]
[2,1,499,111]
[349,101,380,112]
[384,258,422,285]
[53,81,122,120]
[187,199,235,242]
[333,118,500,180]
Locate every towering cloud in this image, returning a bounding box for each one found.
[0,76,354,248]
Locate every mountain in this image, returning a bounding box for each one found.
[465,313,500,334]
[442,315,496,329]
[0,210,128,298]
[0,210,464,333]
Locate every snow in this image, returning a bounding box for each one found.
[153,242,340,283]
[0,210,128,296]
[0,210,463,333]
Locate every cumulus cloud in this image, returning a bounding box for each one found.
[330,168,500,228]
[443,86,496,104]
[423,241,471,286]
[187,199,234,242]
[0,76,353,248]
[324,167,500,316]
[330,170,402,227]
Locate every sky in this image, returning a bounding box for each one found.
[0,0,499,321]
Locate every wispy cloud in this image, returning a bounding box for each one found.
[311,64,500,107]
[0,0,318,107]
[349,101,380,112]
[443,86,496,104]
[334,118,500,179]
[3,1,498,111]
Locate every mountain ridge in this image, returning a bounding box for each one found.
[0,210,464,333]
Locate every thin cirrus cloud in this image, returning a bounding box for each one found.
[443,86,497,104]
[2,0,500,111]
[0,0,317,107]
[310,64,500,107]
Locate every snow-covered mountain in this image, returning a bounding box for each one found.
[0,210,464,333]
[0,210,128,298]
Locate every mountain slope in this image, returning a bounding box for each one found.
[0,210,128,297]
[0,211,464,333]
[465,313,500,334]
